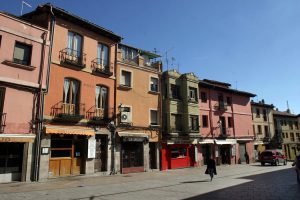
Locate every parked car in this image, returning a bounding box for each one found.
[259,150,287,166]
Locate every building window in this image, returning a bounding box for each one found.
[226,96,232,105]
[67,31,82,58]
[188,87,198,102]
[290,132,295,141]
[120,45,138,61]
[171,148,187,158]
[286,132,289,138]
[263,109,267,121]
[228,117,233,128]
[150,110,158,125]
[257,125,262,134]
[13,42,32,66]
[171,114,181,131]
[256,108,260,118]
[202,115,208,128]
[150,77,159,92]
[189,115,199,131]
[264,126,269,137]
[0,35,2,47]
[120,70,132,87]
[95,85,108,118]
[295,122,299,130]
[63,78,80,115]
[296,133,300,141]
[170,84,180,99]
[200,92,207,103]
[97,43,109,68]
[282,132,285,138]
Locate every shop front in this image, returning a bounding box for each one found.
[215,139,236,165]
[0,134,35,183]
[118,132,148,174]
[161,142,196,170]
[44,125,95,178]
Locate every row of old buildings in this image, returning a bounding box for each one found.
[0,3,299,183]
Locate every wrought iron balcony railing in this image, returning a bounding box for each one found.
[51,101,85,122]
[0,113,6,133]
[214,101,227,111]
[86,106,114,125]
[59,48,86,68]
[91,58,113,76]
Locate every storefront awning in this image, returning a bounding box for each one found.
[0,134,36,143]
[254,141,264,145]
[199,139,214,144]
[45,125,95,136]
[236,138,253,142]
[215,139,236,145]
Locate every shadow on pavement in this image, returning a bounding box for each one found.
[182,180,210,183]
[183,168,300,200]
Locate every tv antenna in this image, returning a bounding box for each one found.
[21,1,32,15]
[164,47,174,70]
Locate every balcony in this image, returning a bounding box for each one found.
[59,48,86,69]
[51,102,85,123]
[86,106,114,125]
[215,102,227,111]
[0,113,6,133]
[91,58,113,76]
[263,137,271,143]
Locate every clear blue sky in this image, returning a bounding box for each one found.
[1,0,299,114]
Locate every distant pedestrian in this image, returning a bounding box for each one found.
[245,152,249,164]
[292,147,300,183]
[205,156,217,181]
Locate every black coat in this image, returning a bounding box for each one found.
[205,159,217,175]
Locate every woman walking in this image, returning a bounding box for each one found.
[205,156,217,181]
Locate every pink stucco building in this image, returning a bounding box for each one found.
[198,79,256,165]
[0,12,50,182]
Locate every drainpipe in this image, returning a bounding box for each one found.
[33,6,56,182]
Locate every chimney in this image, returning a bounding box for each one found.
[262,99,265,104]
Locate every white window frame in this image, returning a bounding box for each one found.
[120,69,133,88]
[149,109,159,125]
[149,75,159,92]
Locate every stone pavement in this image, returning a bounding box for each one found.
[0,162,299,200]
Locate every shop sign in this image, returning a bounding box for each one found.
[88,139,96,158]
[123,137,145,142]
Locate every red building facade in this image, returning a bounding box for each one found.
[199,79,256,165]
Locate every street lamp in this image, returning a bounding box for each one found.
[108,121,116,175]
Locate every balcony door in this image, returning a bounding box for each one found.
[63,78,80,115]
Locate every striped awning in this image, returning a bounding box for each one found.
[45,125,95,136]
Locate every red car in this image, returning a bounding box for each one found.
[259,150,287,166]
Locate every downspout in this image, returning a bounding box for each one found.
[33,6,56,182]
[208,88,215,159]
[33,30,47,182]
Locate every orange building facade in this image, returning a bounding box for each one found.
[115,44,162,173]
[24,4,121,179]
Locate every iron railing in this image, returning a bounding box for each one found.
[215,101,227,111]
[51,101,85,122]
[0,113,6,133]
[91,58,112,75]
[59,48,86,68]
[86,106,114,125]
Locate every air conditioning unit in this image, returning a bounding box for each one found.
[120,111,132,123]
